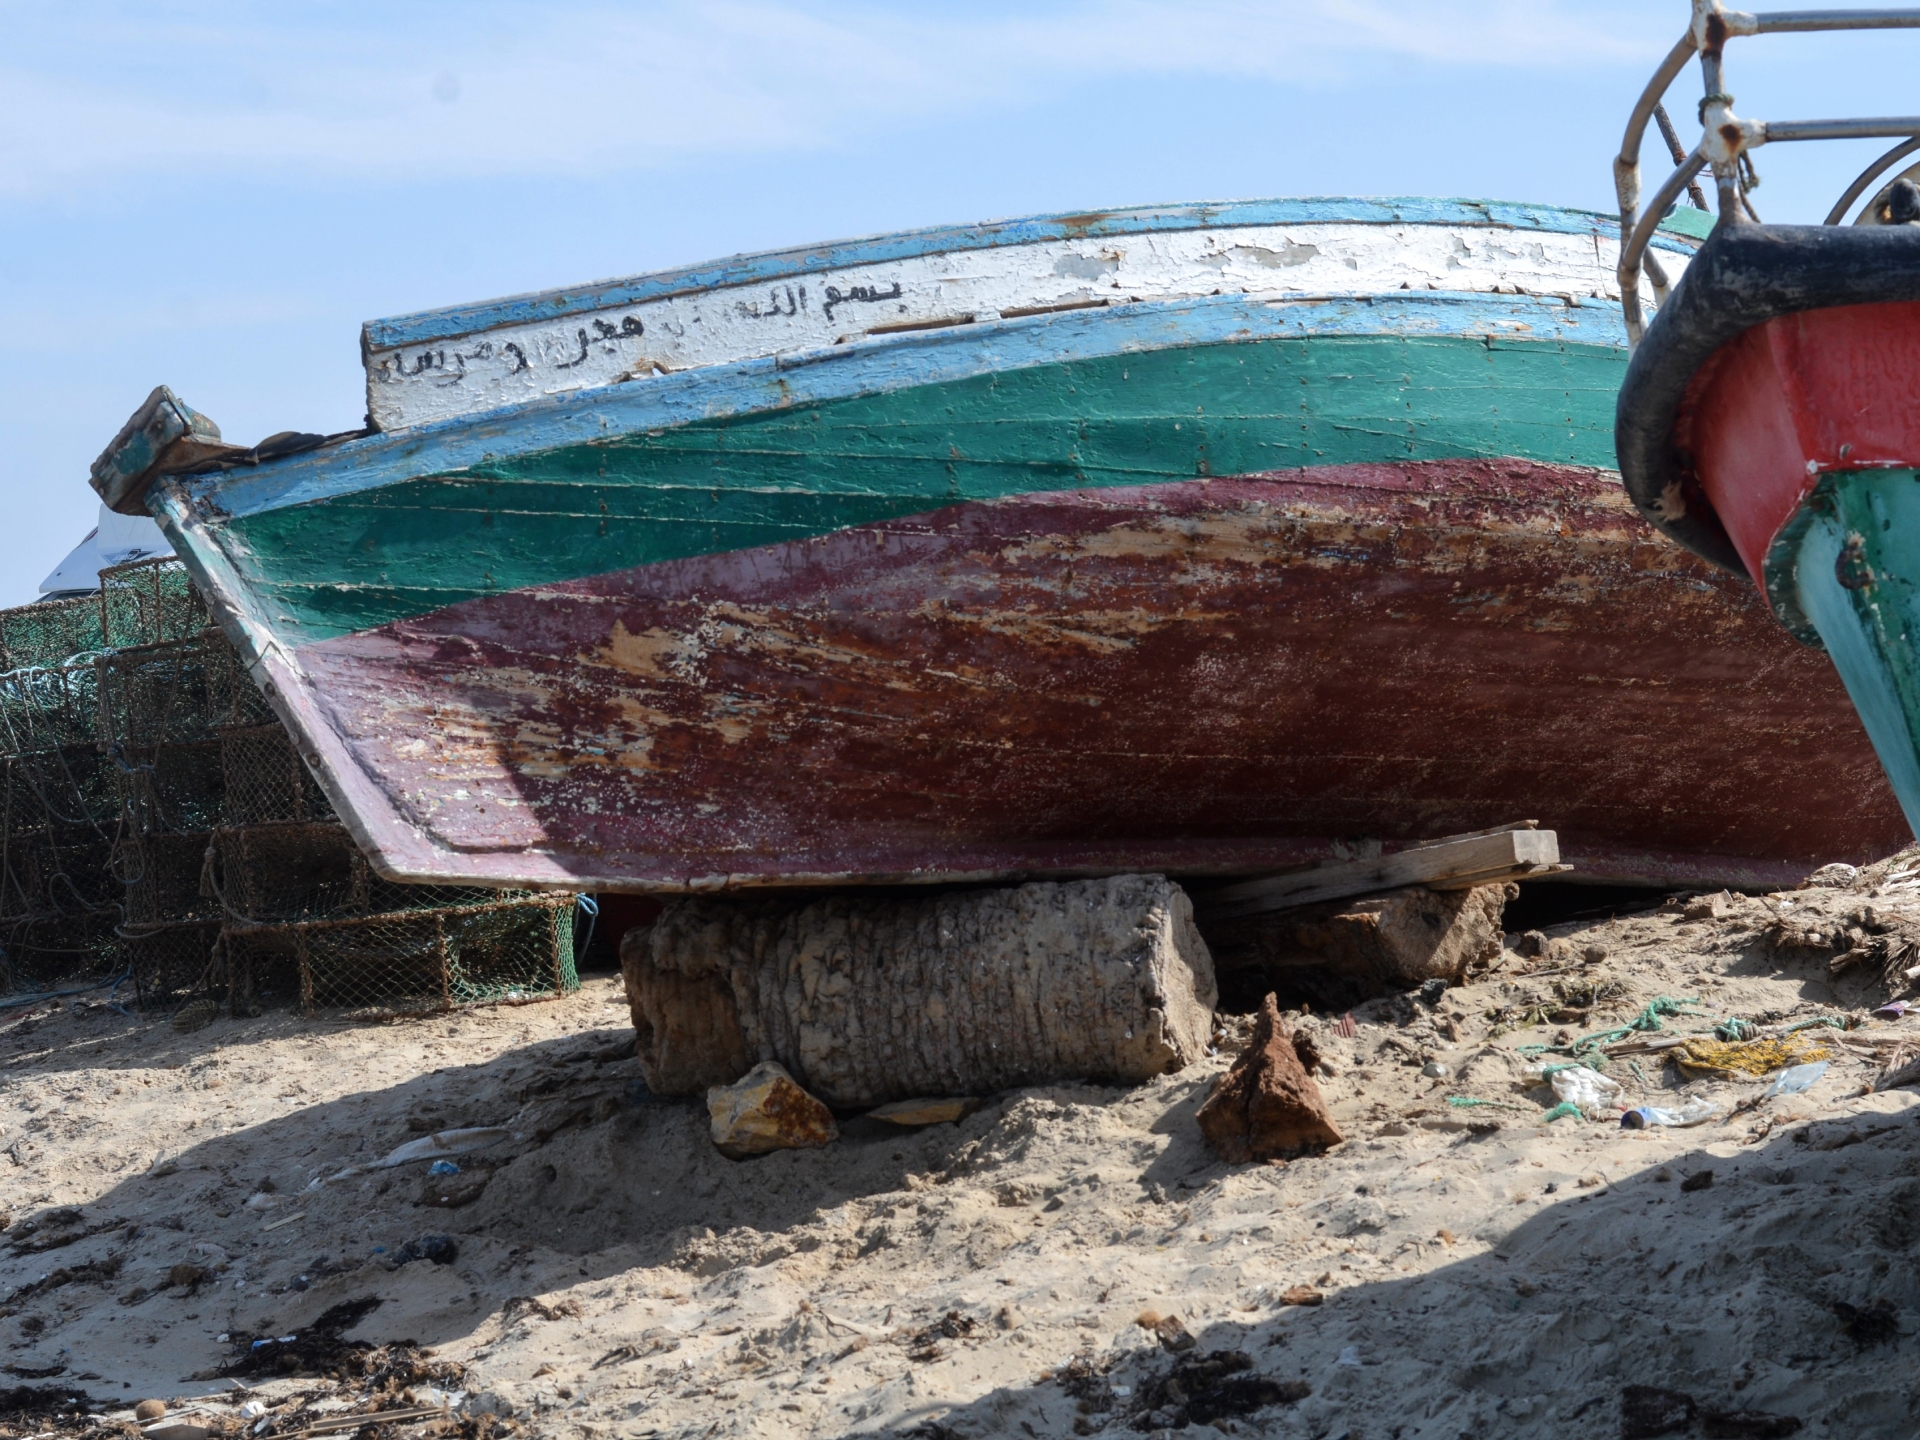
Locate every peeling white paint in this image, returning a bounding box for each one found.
[365,223,1683,431]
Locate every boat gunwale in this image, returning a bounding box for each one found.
[362,196,1702,352]
[202,287,1629,524]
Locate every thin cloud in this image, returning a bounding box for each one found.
[0,1,1662,196]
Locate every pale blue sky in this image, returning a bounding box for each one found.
[2,1,1912,605]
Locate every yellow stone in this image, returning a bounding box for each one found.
[707,1062,837,1158]
[868,1097,982,1127]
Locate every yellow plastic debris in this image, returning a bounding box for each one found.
[1674,1035,1830,1079]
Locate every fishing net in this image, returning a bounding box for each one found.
[0,558,582,1018]
[0,593,106,671]
[97,631,264,750]
[1674,1034,1832,1078]
[220,724,335,825]
[283,896,577,1018]
[98,555,208,649]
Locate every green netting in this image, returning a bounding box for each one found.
[292,896,578,1015]
[99,557,209,650]
[220,724,335,825]
[0,559,581,1018]
[97,631,264,750]
[0,593,107,671]
[0,660,105,754]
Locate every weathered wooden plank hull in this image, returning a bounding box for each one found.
[123,196,1884,891]
[262,458,1902,891]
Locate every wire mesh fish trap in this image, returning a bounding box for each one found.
[2,747,118,834]
[111,736,225,836]
[0,822,121,917]
[97,631,264,751]
[212,821,362,922]
[123,919,223,1011]
[0,911,123,993]
[220,724,334,826]
[0,561,585,1021]
[117,830,216,926]
[0,661,106,755]
[290,895,577,1017]
[98,557,208,650]
[0,593,107,671]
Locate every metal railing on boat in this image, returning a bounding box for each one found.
[1616,1,1920,344]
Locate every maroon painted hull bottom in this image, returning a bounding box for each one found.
[291,459,1906,891]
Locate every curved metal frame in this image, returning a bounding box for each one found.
[1827,137,1920,223]
[1615,2,1920,345]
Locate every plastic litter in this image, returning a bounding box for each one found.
[1620,1098,1719,1129]
[1766,1060,1829,1098]
[427,1160,461,1176]
[391,1234,458,1267]
[1874,1000,1910,1019]
[328,1126,511,1181]
[1549,1065,1623,1119]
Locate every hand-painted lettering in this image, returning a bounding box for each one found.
[822,282,903,321]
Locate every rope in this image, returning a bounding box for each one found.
[1562,995,1700,1068]
[0,968,132,1012]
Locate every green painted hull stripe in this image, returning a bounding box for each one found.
[1791,470,1920,837]
[222,330,1627,643]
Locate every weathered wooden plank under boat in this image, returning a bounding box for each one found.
[1614,2,1920,843]
[93,196,1905,892]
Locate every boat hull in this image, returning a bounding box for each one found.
[136,199,1895,891]
[1681,304,1920,836]
[168,457,1903,891]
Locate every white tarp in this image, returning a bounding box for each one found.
[39,503,174,595]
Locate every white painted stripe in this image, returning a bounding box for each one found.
[365,221,1679,431]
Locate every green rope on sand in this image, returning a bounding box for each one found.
[1537,1062,1596,1080]
[1566,995,1701,1066]
[1539,1101,1583,1124]
[1446,1095,1527,1111]
[1783,1015,1851,1035]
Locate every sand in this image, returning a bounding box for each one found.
[3,875,1920,1439]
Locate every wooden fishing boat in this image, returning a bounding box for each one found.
[1615,1,1920,839]
[91,196,1905,893]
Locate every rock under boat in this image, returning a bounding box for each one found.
[91,196,1904,892]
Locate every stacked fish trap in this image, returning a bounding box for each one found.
[95,558,579,1017]
[0,592,128,992]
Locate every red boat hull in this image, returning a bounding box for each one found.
[278,459,1905,891]
[1680,300,1920,578]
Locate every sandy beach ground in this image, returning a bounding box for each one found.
[3,877,1920,1439]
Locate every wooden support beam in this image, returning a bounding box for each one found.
[1199,824,1567,922]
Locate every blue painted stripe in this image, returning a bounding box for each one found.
[199,289,1626,524]
[363,196,1693,350]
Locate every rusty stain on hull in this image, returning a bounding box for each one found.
[286,460,1903,892]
